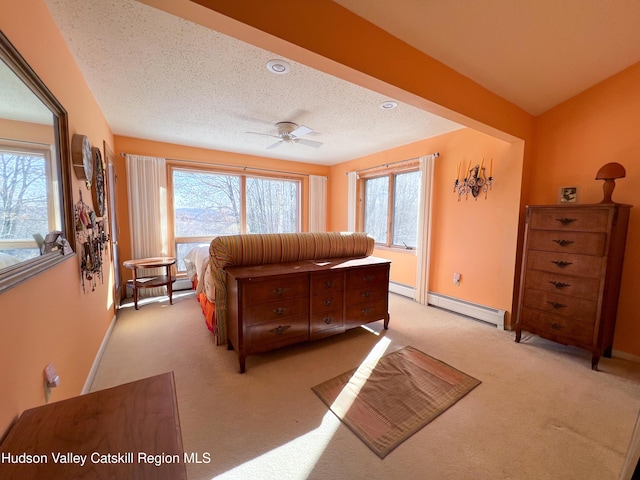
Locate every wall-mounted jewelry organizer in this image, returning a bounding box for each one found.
[75,189,109,292]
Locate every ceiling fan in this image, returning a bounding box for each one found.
[247,121,323,150]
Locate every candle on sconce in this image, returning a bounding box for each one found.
[480,158,484,174]
[490,158,493,177]
[466,160,471,179]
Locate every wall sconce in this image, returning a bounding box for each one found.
[454,159,493,201]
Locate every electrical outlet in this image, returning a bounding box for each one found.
[453,272,461,286]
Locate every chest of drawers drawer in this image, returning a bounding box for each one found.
[244,296,309,326]
[243,276,309,304]
[522,269,601,299]
[522,288,597,324]
[526,251,604,277]
[527,230,606,256]
[245,315,309,349]
[529,208,610,232]
[346,265,388,290]
[520,307,594,346]
[311,272,344,293]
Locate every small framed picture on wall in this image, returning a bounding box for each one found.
[559,186,578,203]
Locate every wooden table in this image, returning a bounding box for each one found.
[0,372,187,480]
[123,257,176,310]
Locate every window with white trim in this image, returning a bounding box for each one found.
[360,166,421,250]
[170,167,300,270]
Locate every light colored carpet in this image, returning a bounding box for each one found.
[90,292,640,480]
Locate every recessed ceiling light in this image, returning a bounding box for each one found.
[379,101,398,110]
[266,59,291,75]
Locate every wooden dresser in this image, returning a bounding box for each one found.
[515,203,631,369]
[0,372,186,480]
[225,256,391,372]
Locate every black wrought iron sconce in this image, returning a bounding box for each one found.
[454,159,493,201]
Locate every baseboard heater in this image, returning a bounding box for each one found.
[427,292,506,329]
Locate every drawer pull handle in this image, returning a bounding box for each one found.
[363,275,374,283]
[269,325,291,336]
[361,290,372,298]
[323,316,333,325]
[551,260,572,269]
[549,281,571,289]
[555,218,577,226]
[553,239,575,247]
[550,322,563,330]
[547,301,567,309]
[273,287,288,296]
[273,306,287,315]
[324,298,333,307]
[361,307,372,315]
[324,280,333,289]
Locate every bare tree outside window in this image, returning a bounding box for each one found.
[363,168,421,249]
[0,150,50,261]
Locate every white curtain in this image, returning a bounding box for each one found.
[309,175,327,232]
[347,171,357,232]
[126,154,168,297]
[415,154,436,305]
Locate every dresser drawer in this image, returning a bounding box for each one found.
[311,292,344,312]
[527,251,604,277]
[527,230,606,256]
[346,265,389,289]
[523,289,597,324]
[529,208,610,232]
[345,298,388,326]
[311,272,344,293]
[310,308,344,333]
[245,315,309,348]
[242,276,309,304]
[244,296,309,325]
[523,269,601,299]
[519,307,594,346]
[348,283,388,306]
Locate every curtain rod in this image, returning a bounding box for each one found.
[120,152,328,178]
[346,152,440,175]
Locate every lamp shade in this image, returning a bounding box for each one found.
[595,162,626,180]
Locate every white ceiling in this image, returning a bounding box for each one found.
[41,0,640,165]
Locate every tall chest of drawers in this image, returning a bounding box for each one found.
[226,256,390,372]
[515,204,631,369]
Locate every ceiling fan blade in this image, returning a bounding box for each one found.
[267,140,283,149]
[246,131,280,139]
[295,138,323,148]
[290,125,312,137]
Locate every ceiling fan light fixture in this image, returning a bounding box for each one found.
[379,101,398,110]
[266,59,291,75]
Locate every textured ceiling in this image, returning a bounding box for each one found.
[43,0,463,166]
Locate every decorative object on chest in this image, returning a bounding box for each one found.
[515,203,631,369]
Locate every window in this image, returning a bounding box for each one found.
[171,167,300,270]
[361,167,421,249]
[0,144,60,261]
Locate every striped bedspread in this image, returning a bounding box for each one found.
[207,232,374,345]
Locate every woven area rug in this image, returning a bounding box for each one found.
[312,345,481,458]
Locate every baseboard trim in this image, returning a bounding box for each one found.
[82,314,117,394]
[427,292,506,329]
[389,281,415,298]
[612,349,640,364]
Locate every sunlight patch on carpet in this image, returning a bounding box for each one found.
[212,337,392,479]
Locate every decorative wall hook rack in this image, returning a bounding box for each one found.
[454,159,493,201]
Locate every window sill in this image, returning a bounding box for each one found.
[373,245,417,255]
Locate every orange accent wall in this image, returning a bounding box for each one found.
[0,0,115,436]
[532,62,640,357]
[329,129,523,317]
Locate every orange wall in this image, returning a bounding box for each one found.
[0,118,55,145]
[532,62,640,357]
[0,0,115,436]
[329,128,523,318]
